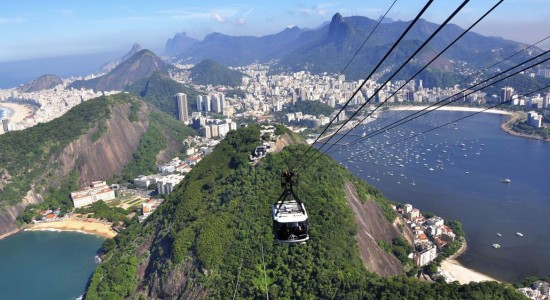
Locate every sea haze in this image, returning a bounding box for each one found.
[0,52,121,89]
[0,231,104,300]
[325,110,550,282]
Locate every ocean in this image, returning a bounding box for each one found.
[326,110,550,282]
[0,52,120,89]
[0,231,104,300]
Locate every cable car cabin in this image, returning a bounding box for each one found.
[272,198,309,243]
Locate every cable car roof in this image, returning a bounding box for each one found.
[273,199,308,223]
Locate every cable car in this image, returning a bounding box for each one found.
[272,171,309,243]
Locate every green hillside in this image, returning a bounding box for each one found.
[0,96,112,206]
[190,59,246,87]
[85,126,523,299]
[126,71,203,118]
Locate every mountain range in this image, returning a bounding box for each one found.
[166,13,543,86]
[69,49,169,91]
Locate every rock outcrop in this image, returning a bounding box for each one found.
[345,182,414,276]
[17,74,63,93]
[0,97,152,238]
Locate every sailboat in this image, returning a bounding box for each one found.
[411,179,416,186]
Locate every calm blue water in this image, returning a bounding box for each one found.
[0,231,104,300]
[326,110,550,282]
[0,52,120,89]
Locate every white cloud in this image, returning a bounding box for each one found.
[233,17,246,25]
[295,3,336,17]
[211,13,226,23]
[157,10,212,20]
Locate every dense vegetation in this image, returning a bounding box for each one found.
[119,111,196,182]
[0,95,112,206]
[512,119,550,139]
[126,72,203,118]
[15,171,79,224]
[86,126,524,299]
[189,59,246,87]
[75,200,137,226]
[274,100,335,124]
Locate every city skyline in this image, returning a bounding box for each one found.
[1,0,549,61]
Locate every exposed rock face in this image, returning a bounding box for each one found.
[0,99,151,237]
[58,102,150,186]
[18,74,63,93]
[0,190,42,238]
[345,182,414,276]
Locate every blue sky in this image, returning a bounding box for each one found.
[1,0,549,61]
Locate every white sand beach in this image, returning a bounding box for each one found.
[0,102,33,122]
[440,259,499,284]
[26,215,117,239]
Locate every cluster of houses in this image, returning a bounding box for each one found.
[396,204,457,267]
[33,209,65,223]
[518,281,550,300]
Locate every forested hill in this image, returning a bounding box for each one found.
[86,126,523,299]
[126,71,203,118]
[189,59,246,87]
[0,93,195,237]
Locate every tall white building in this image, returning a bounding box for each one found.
[413,244,437,266]
[157,174,184,195]
[205,95,211,112]
[176,93,189,122]
[219,93,225,111]
[196,95,203,112]
[211,95,221,113]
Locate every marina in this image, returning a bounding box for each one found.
[326,110,550,282]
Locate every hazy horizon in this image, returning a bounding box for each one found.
[2,0,549,62]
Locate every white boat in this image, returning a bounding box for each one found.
[500,178,512,183]
[492,244,501,249]
[497,233,502,237]
[516,232,524,237]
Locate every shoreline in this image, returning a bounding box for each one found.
[390,105,550,142]
[388,105,512,115]
[438,239,501,284]
[24,215,117,239]
[0,102,33,122]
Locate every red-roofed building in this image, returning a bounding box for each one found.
[44,213,57,221]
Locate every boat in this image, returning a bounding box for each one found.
[500,178,512,183]
[516,232,524,237]
[497,233,502,237]
[492,244,501,249]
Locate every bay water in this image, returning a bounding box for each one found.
[0,231,104,300]
[327,110,550,282]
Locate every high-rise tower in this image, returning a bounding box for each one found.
[176,93,189,122]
